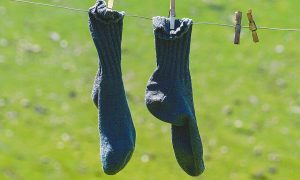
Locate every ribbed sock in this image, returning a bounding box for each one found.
[89,0,136,175]
[145,17,205,176]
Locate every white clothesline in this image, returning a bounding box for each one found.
[11,0,300,32]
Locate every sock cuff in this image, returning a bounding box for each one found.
[89,1,125,79]
[153,17,193,79]
[153,17,193,40]
[89,0,125,24]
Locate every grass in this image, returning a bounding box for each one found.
[1,0,300,179]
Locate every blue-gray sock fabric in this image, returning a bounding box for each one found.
[88,0,136,175]
[145,17,205,176]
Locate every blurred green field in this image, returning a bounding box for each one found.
[1,0,300,179]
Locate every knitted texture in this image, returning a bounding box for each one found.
[89,0,136,175]
[145,16,205,176]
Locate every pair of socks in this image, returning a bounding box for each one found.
[89,0,204,176]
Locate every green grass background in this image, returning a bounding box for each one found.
[1,0,300,179]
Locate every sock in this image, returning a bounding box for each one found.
[145,17,205,176]
[89,0,136,175]
[146,17,195,126]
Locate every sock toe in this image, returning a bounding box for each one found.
[101,145,135,175]
[171,119,205,176]
[184,159,205,176]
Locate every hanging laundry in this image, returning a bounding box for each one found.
[145,17,205,176]
[88,0,136,175]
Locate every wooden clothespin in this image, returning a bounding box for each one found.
[247,9,259,43]
[107,0,114,10]
[234,11,242,45]
[169,0,176,30]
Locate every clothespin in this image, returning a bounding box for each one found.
[234,11,242,45]
[247,9,259,43]
[107,0,114,10]
[169,0,176,30]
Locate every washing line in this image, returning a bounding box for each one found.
[10,0,300,32]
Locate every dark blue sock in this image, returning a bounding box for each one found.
[89,0,136,175]
[145,17,205,176]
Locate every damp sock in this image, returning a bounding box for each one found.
[89,0,136,175]
[145,16,205,176]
